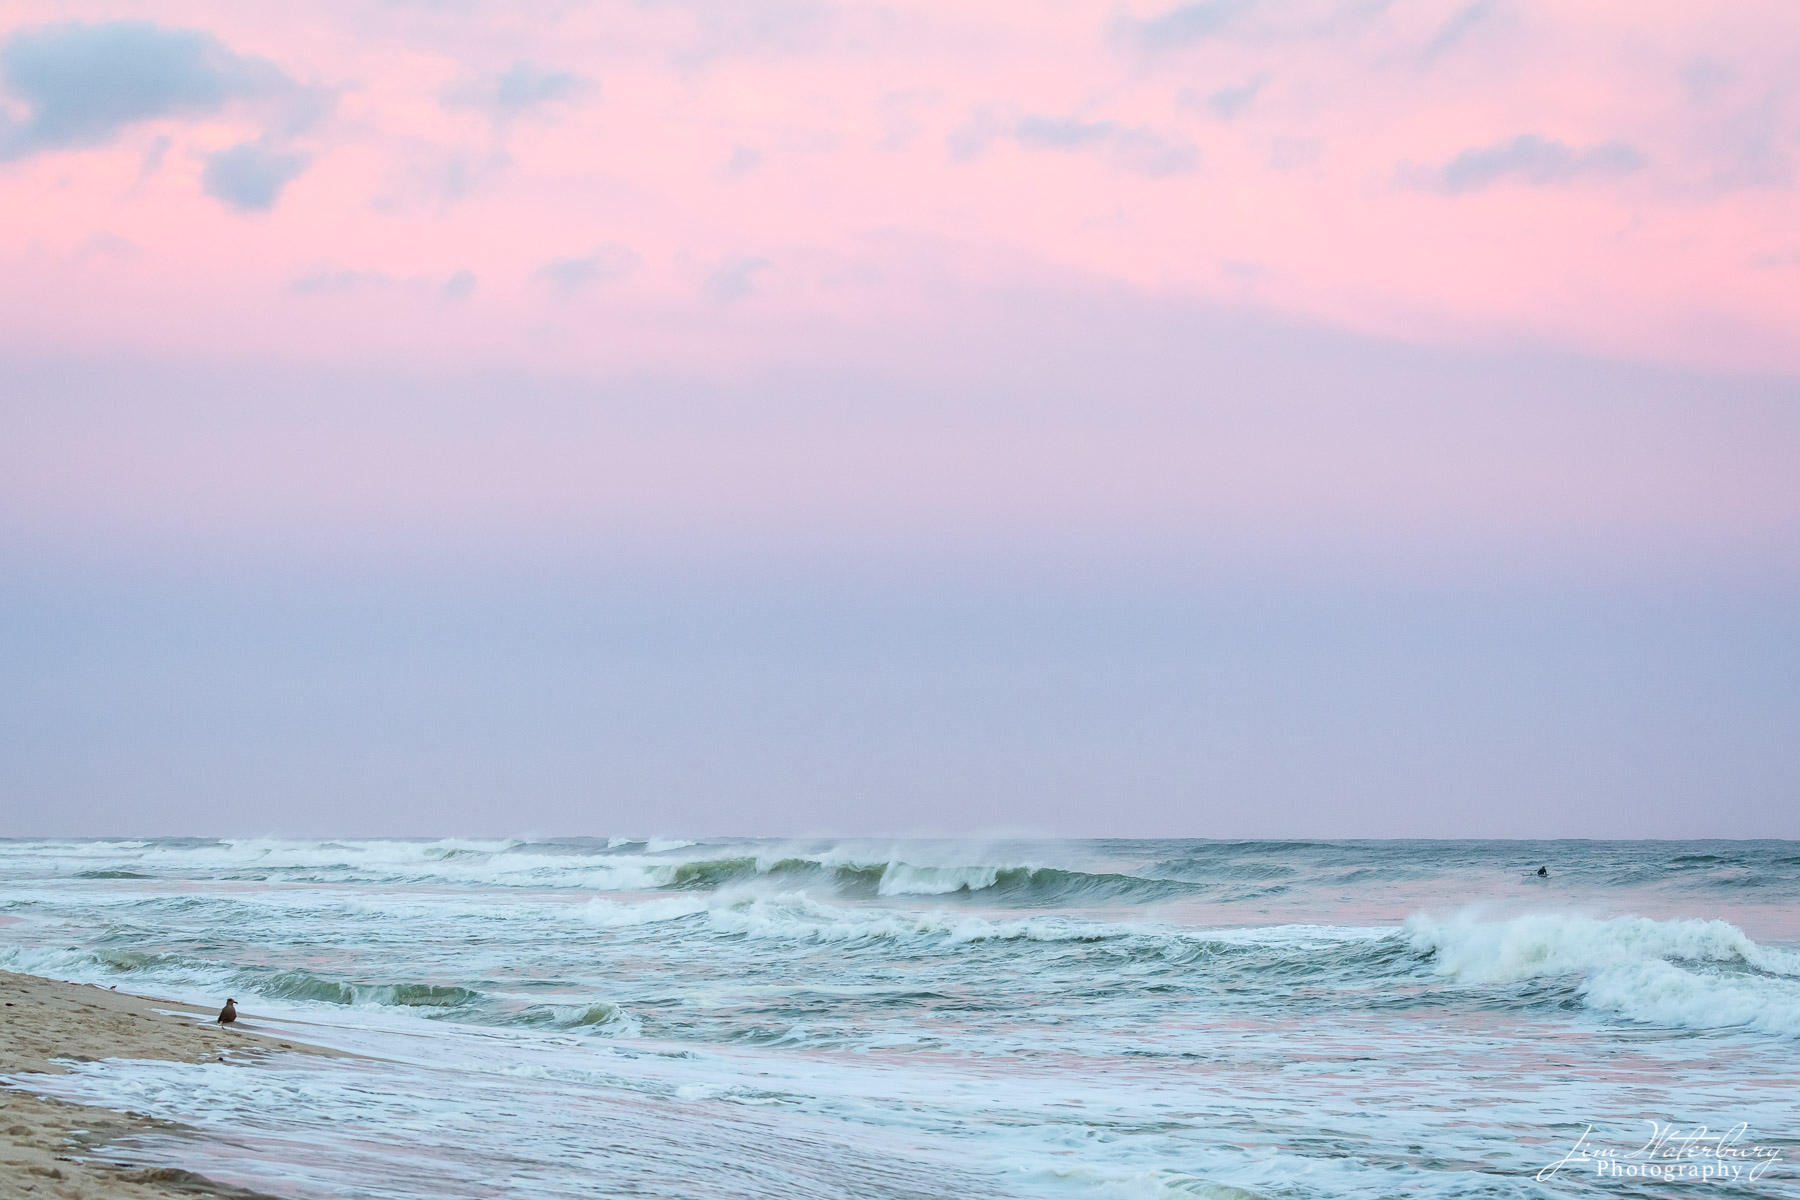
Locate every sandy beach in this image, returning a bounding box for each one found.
[0,971,342,1200]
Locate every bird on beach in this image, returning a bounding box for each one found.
[217,998,237,1025]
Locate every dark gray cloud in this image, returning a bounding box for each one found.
[536,244,640,296]
[1118,0,1255,49]
[0,20,288,161]
[1016,116,1199,177]
[444,61,586,122]
[203,140,309,211]
[1420,134,1643,194]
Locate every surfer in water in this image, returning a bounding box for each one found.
[1536,866,1548,877]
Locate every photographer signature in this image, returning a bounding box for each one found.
[1539,1122,1782,1183]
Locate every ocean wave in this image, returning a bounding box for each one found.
[1148,859,1298,882]
[1032,1166,1268,1200]
[1578,959,1800,1038]
[875,863,1194,903]
[694,893,1398,970]
[0,944,489,1017]
[4,838,1214,906]
[0,944,173,979]
[254,970,484,1010]
[705,892,1131,945]
[579,896,709,927]
[510,1001,642,1036]
[1407,912,1800,1036]
[1406,912,1800,982]
[656,855,1198,905]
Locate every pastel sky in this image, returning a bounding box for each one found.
[2,1,1797,838]
[3,0,1798,370]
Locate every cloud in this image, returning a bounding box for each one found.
[442,270,478,302]
[1117,0,1255,49]
[1705,99,1795,191]
[203,139,309,211]
[290,269,392,295]
[707,256,770,300]
[444,61,586,122]
[668,0,828,65]
[1015,116,1199,177]
[1750,249,1800,269]
[1183,74,1268,119]
[874,89,936,151]
[1413,134,1644,194]
[1421,0,1497,62]
[535,244,639,296]
[1015,116,1113,151]
[78,232,142,259]
[719,144,762,178]
[946,106,1002,163]
[0,20,289,161]
[288,267,478,299]
[138,132,172,177]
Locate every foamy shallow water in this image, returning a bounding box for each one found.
[3,838,1798,1199]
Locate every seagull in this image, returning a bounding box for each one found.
[217,998,238,1025]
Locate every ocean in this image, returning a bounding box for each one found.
[1,837,1796,1199]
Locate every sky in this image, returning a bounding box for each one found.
[1,0,1797,838]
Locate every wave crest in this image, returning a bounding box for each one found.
[1405,913,1800,983]
[1407,912,1800,1036]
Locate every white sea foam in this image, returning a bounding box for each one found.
[1407,911,1800,1036]
[1578,959,1800,1038]
[8,838,1800,1200]
[579,896,709,927]
[876,863,1004,895]
[531,1000,643,1036]
[707,892,999,942]
[1406,912,1800,982]
[1030,1166,1269,1200]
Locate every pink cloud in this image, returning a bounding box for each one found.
[0,0,1795,374]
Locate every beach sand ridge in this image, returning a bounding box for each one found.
[1,970,344,1200]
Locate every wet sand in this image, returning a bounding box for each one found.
[0,971,345,1200]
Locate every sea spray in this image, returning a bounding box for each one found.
[4,838,1798,1200]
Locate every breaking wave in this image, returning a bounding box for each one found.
[661,856,1197,905]
[255,970,484,1010]
[0,944,487,1016]
[1407,913,1800,1036]
[2,838,1209,905]
[510,1001,642,1037]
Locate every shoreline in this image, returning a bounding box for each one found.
[0,971,346,1200]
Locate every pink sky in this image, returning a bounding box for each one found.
[2,0,1797,591]
[2,3,1799,836]
[2,0,1798,374]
